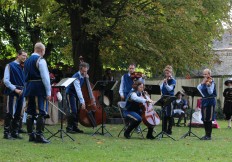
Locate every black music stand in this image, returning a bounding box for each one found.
[92,81,118,136]
[144,85,161,95]
[180,86,202,139]
[154,95,176,141]
[47,78,76,142]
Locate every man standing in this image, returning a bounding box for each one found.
[65,62,89,133]
[3,50,27,139]
[24,42,51,143]
[119,64,145,101]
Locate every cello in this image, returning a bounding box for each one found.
[78,58,106,127]
[140,91,160,128]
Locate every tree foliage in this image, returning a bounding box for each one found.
[100,0,232,76]
[0,0,231,78]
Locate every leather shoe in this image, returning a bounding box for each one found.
[29,133,36,142]
[124,132,131,139]
[73,127,84,133]
[3,133,13,140]
[200,135,212,140]
[35,134,50,144]
[11,133,23,139]
[146,135,155,140]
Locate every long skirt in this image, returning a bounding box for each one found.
[223,101,232,120]
[45,99,59,125]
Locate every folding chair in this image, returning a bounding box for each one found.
[117,101,144,138]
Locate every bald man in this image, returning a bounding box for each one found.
[24,42,51,143]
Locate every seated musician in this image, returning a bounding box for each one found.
[124,81,155,139]
[173,91,188,127]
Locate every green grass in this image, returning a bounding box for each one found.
[0,120,232,162]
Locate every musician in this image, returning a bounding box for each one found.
[124,81,156,139]
[223,78,232,128]
[65,62,89,133]
[3,50,27,139]
[197,69,217,140]
[119,63,145,101]
[160,65,176,135]
[103,68,114,106]
[24,42,51,143]
[173,91,188,127]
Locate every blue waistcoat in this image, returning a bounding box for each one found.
[173,99,187,109]
[123,73,133,98]
[24,55,46,96]
[4,61,25,95]
[125,91,142,112]
[66,72,84,95]
[201,82,217,107]
[161,78,176,96]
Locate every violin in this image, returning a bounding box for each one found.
[130,72,144,81]
[164,76,172,84]
[205,77,213,86]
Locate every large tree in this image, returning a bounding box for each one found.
[0,0,231,80]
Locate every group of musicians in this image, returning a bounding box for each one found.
[2,42,220,143]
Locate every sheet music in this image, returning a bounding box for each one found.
[55,78,76,88]
[197,84,205,98]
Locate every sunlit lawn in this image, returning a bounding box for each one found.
[0,120,231,162]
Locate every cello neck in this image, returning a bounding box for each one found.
[85,77,95,101]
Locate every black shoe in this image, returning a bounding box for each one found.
[200,135,212,140]
[3,133,13,140]
[124,132,131,139]
[66,127,76,134]
[146,135,155,140]
[166,130,172,135]
[11,133,23,139]
[73,127,84,133]
[35,134,50,144]
[29,133,36,142]
[18,129,27,134]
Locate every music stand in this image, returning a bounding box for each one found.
[154,95,176,141]
[91,80,118,136]
[47,78,76,141]
[180,86,202,139]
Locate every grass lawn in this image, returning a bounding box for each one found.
[0,120,231,162]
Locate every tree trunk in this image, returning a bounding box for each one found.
[69,2,102,83]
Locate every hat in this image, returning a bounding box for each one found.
[175,91,184,97]
[225,78,232,86]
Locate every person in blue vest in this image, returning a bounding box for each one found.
[24,42,51,143]
[160,65,176,135]
[124,81,155,139]
[197,69,217,140]
[3,50,27,139]
[119,63,145,101]
[65,62,89,133]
